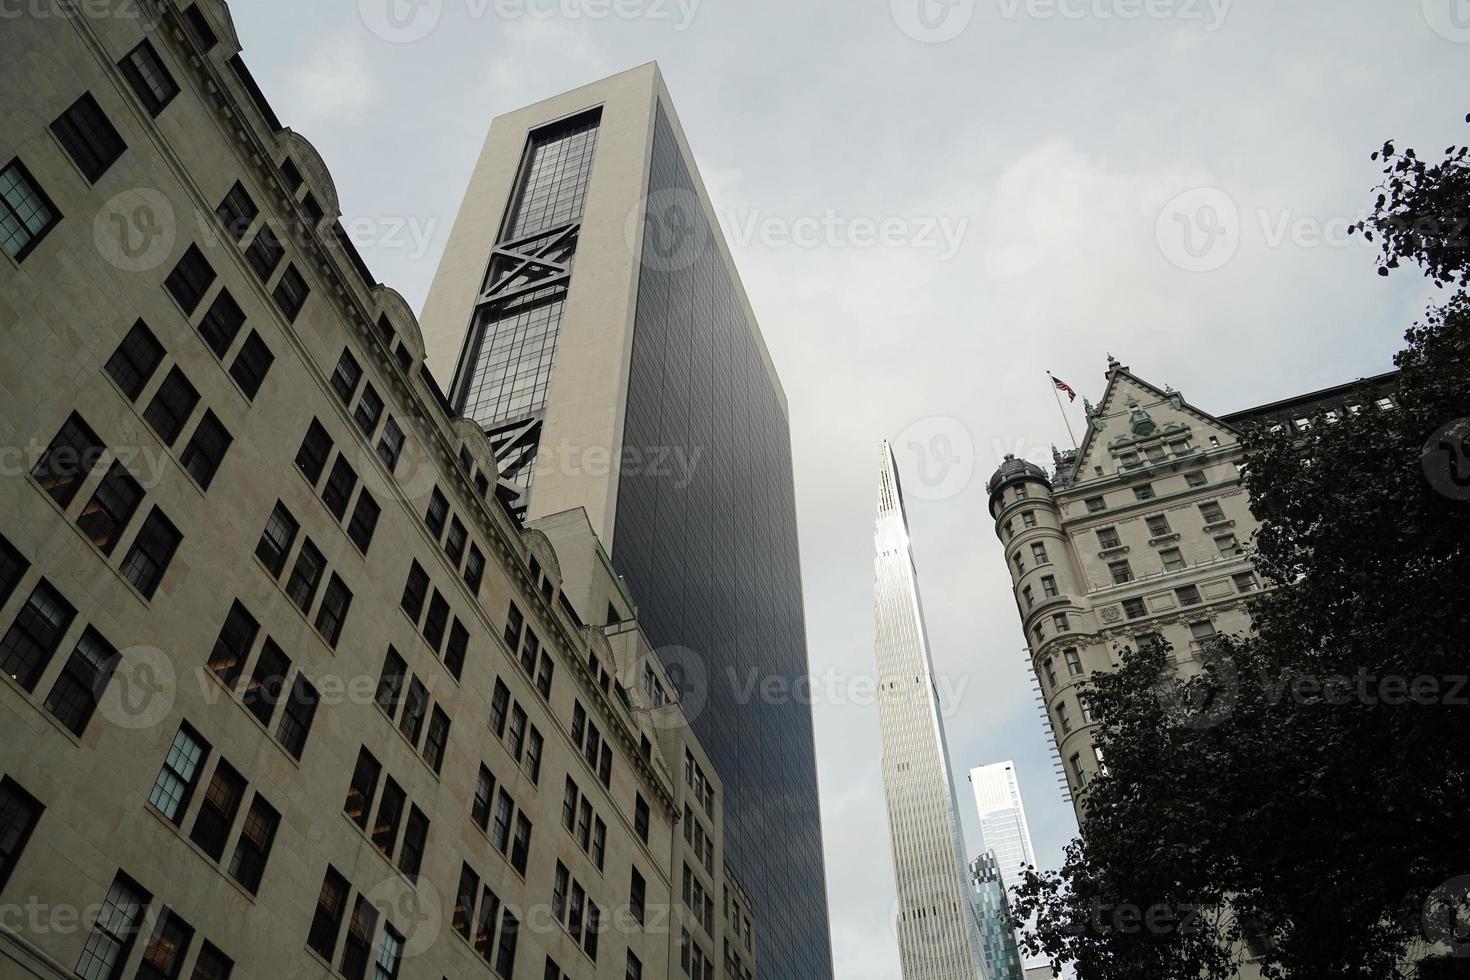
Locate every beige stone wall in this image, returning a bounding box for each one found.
[0,3,735,978]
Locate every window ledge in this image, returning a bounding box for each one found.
[1147,532,1181,545]
[1203,518,1236,532]
[1097,544,1129,558]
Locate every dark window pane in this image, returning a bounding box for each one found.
[0,579,76,692]
[163,244,216,315]
[182,3,218,49]
[0,777,44,893]
[135,908,193,980]
[49,92,126,183]
[344,748,380,830]
[283,539,325,613]
[472,767,495,830]
[444,619,467,680]
[254,501,298,577]
[423,706,450,773]
[445,517,466,564]
[104,319,164,399]
[227,330,273,399]
[31,412,103,508]
[424,488,448,537]
[275,673,318,759]
[347,492,379,554]
[41,627,119,735]
[373,646,406,717]
[473,884,499,961]
[148,723,209,823]
[208,600,257,688]
[142,367,199,446]
[353,383,383,435]
[76,461,143,555]
[241,639,289,727]
[376,417,404,471]
[0,534,30,611]
[322,456,357,520]
[181,410,232,490]
[188,758,244,860]
[0,158,62,261]
[189,942,232,980]
[399,561,428,621]
[422,591,448,650]
[495,909,519,976]
[73,873,149,980]
[340,895,377,980]
[464,544,485,593]
[314,574,352,647]
[370,778,404,857]
[118,39,178,116]
[398,677,427,747]
[306,867,348,961]
[279,157,302,193]
[197,289,245,356]
[294,419,332,485]
[399,807,428,880]
[330,349,363,403]
[272,263,309,322]
[452,865,478,939]
[214,182,257,244]
[226,795,278,894]
[243,223,284,280]
[121,507,181,599]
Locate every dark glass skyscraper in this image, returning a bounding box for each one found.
[420,65,835,980]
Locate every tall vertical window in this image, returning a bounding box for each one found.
[452,864,479,939]
[75,461,143,556]
[374,646,406,716]
[511,813,532,874]
[295,419,333,485]
[344,748,380,829]
[276,674,318,759]
[0,579,76,691]
[272,264,310,322]
[422,591,449,650]
[214,182,258,243]
[474,885,500,961]
[31,412,103,507]
[330,349,364,403]
[0,158,61,260]
[399,807,428,880]
[376,418,404,471]
[118,39,178,116]
[372,924,403,980]
[423,706,450,773]
[254,502,299,576]
[371,778,405,857]
[464,543,485,593]
[228,330,274,399]
[121,507,181,598]
[188,759,245,860]
[148,723,209,822]
[354,384,383,435]
[284,539,325,613]
[143,367,200,446]
[424,488,448,538]
[243,223,285,280]
[315,574,353,647]
[43,627,120,735]
[347,492,380,554]
[400,561,429,621]
[104,319,164,399]
[491,790,513,853]
[163,244,216,315]
[50,92,126,183]
[444,619,468,680]
[0,777,44,892]
[74,874,150,980]
[180,410,232,489]
[472,766,495,830]
[227,795,278,894]
[307,867,349,961]
[241,639,289,726]
[200,289,251,360]
[496,908,519,976]
[322,457,358,520]
[190,943,233,980]
[398,678,427,746]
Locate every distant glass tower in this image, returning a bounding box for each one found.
[970,761,1046,971]
[873,442,988,980]
[971,851,1027,980]
[420,64,834,980]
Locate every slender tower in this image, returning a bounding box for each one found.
[874,442,989,980]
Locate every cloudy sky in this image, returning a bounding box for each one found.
[226,2,1463,976]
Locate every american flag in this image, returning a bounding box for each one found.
[1051,374,1077,402]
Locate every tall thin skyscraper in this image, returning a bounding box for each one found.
[970,761,1045,971]
[419,64,834,980]
[873,442,988,980]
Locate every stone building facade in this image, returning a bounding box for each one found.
[0,3,748,979]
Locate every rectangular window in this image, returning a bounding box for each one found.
[77,461,144,556]
[143,367,199,446]
[472,765,495,831]
[243,223,284,280]
[489,679,510,737]
[1159,546,1185,572]
[561,778,577,831]
[135,908,193,980]
[330,349,363,403]
[214,182,257,243]
[503,602,524,651]
[347,491,380,554]
[506,702,527,760]
[188,759,244,860]
[190,942,232,980]
[1021,510,1037,528]
[374,646,406,717]
[0,777,44,893]
[630,867,646,925]
[307,867,348,961]
[1064,648,1083,676]
[1176,584,1203,606]
[400,561,428,621]
[1057,701,1071,734]
[491,790,513,853]
[121,507,181,599]
[284,538,325,613]
[399,807,428,880]
[183,3,218,48]
[1147,515,1171,537]
[295,420,333,485]
[32,412,103,507]
[423,591,449,651]
[104,319,164,399]
[1109,559,1133,584]
[272,264,310,322]
[1096,527,1120,549]
[275,673,318,759]
[536,655,554,700]
[464,544,485,593]
[0,158,61,261]
[43,627,119,735]
[1053,612,1069,633]
[254,502,298,577]
[116,35,180,115]
[474,884,500,962]
[423,706,450,774]
[354,384,384,436]
[371,924,403,980]
[51,92,126,183]
[495,909,519,976]
[634,793,649,843]
[227,330,273,399]
[148,722,209,822]
[1084,495,1105,513]
[1199,501,1226,524]
[1215,534,1242,557]
[445,518,467,564]
[180,410,232,490]
[453,864,479,939]
[444,619,468,680]
[344,748,380,830]
[627,952,643,980]
[376,417,404,471]
[511,812,532,874]
[399,677,428,747]
[74,873,150,980]
[1133,483,1156,501]
[1185,470,1208,487]
[425,488,448,538]
[315,573,353,647]
[226,793,279,893]
[525,726,543,783]
[241,639,289,727]
[371,778,405,857]
[1041,574,1058,598]
[1233,572,1258,592]
[0,579,76,692]
[591,817,606,870]
[322,456,358,520]
[164,244,216,315]
[1030,541,1048,564]
[1123,596,1147,619]
[340,894,378,980]
[1190,620,1218,642]
[518,630,538,675]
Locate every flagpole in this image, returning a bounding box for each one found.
[1047,372,1079,450]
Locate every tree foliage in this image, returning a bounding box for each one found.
[1012,114,1470,980]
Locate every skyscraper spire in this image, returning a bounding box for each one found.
[874,441,989,980]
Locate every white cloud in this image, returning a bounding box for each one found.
[282,33,381,126]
